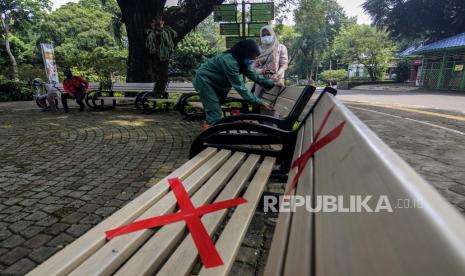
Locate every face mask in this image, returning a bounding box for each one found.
[261,35,274,45]
[244,58,254,66]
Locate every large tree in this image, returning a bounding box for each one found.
[116,0,224,95]
[334,24,396,81]
[0,0,49,81]
[363,0,465,42]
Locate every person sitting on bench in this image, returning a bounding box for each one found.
[193,39,277,129]
[62,69,88,112]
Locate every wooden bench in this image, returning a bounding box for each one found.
[42,82,101,110]
[263,92,465,275]
[213,85,333,131]
[190,91,465,275]
[176,83,254,118]
[140,82,197,113]
[28,148,276,275]
[92,82,155,110]
[30,92,465,276]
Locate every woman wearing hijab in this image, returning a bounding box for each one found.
[193,39,275,129]
[253,26,289,97]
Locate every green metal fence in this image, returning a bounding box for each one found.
[421,50,465,91]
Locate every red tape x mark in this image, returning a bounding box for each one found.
[285,105,346,195]
[105,178,247,268]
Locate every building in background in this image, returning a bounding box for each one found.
[412,32,465,91]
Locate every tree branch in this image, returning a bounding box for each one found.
[164,0,225,43]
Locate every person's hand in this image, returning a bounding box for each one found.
[270,74,279,81]
[260,103,273,111]
[274,79,285,87]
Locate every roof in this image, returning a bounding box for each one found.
[413,32,465,54]
[399,45,422,57]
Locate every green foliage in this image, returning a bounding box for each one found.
[286,0,351,82]
[146,26,177,62]
[0,80,33,101]
[395,59,411,82]
[363,0,465,42]
[171,32,217,77]
[334,24,397,81]
[320,69,347,84]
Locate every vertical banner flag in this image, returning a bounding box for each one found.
[40,44,59,85]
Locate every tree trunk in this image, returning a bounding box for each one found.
[118,0,225,96]
[1,18,19,82]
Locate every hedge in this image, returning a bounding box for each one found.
[0,80,34,102]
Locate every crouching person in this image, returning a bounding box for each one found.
[33,78,61,111]
[193,39,276,129]
[62,69,88,112]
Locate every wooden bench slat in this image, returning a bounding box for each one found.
[313,94,465,275]
[27,148,217,276]
[120,154,260,276]
[97,97,136,100]
[283,115,314,275]
[198,156,276,276]
[68,150,232,275]
[146,98,178,103]
[264,124,305,276]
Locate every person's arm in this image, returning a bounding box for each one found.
[222,59,263,106]
[277,45,289,76]
[244,66,275,90]
[75,76,89,90]
[62,81,74,95]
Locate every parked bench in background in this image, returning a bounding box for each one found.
[92,82,155,110]
[176,83,258,119]
[140,82,197,113]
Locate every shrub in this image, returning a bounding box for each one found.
[0,80,33,102]
[395,60,410,82]
[320,69,348,85]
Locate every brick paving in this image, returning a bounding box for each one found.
[0,103,202,274]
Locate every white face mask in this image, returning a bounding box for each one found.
[261,35,274,45]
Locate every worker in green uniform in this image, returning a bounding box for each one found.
[193,39,276,129]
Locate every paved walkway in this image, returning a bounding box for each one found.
[337,88,465,114]
[0,103,202,274]
[347,103,465,215]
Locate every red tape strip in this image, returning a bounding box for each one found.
[285,105,346,195]
[104,178,247,269]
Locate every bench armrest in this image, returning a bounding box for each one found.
[214,114,284,127]
[190,122,297,163]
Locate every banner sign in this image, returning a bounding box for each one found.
[248,22,268,36]
[250,3,274,22]
[214,4,237,22]
[220,23,241,36]
[454,64,464,72]
[40,44,59,85]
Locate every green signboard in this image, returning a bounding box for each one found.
[250,3,274,22]
[220,23,241,36]
[248,22,268,36]
[214,4,237,22]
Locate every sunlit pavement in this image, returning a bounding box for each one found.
[344,98,465,216]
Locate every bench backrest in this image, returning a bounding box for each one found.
[165,82,196,93]
[111,82,155,93]
[55,82,101,92]
[266,93,465,275]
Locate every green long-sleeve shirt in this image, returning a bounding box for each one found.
[193,53,275,105]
